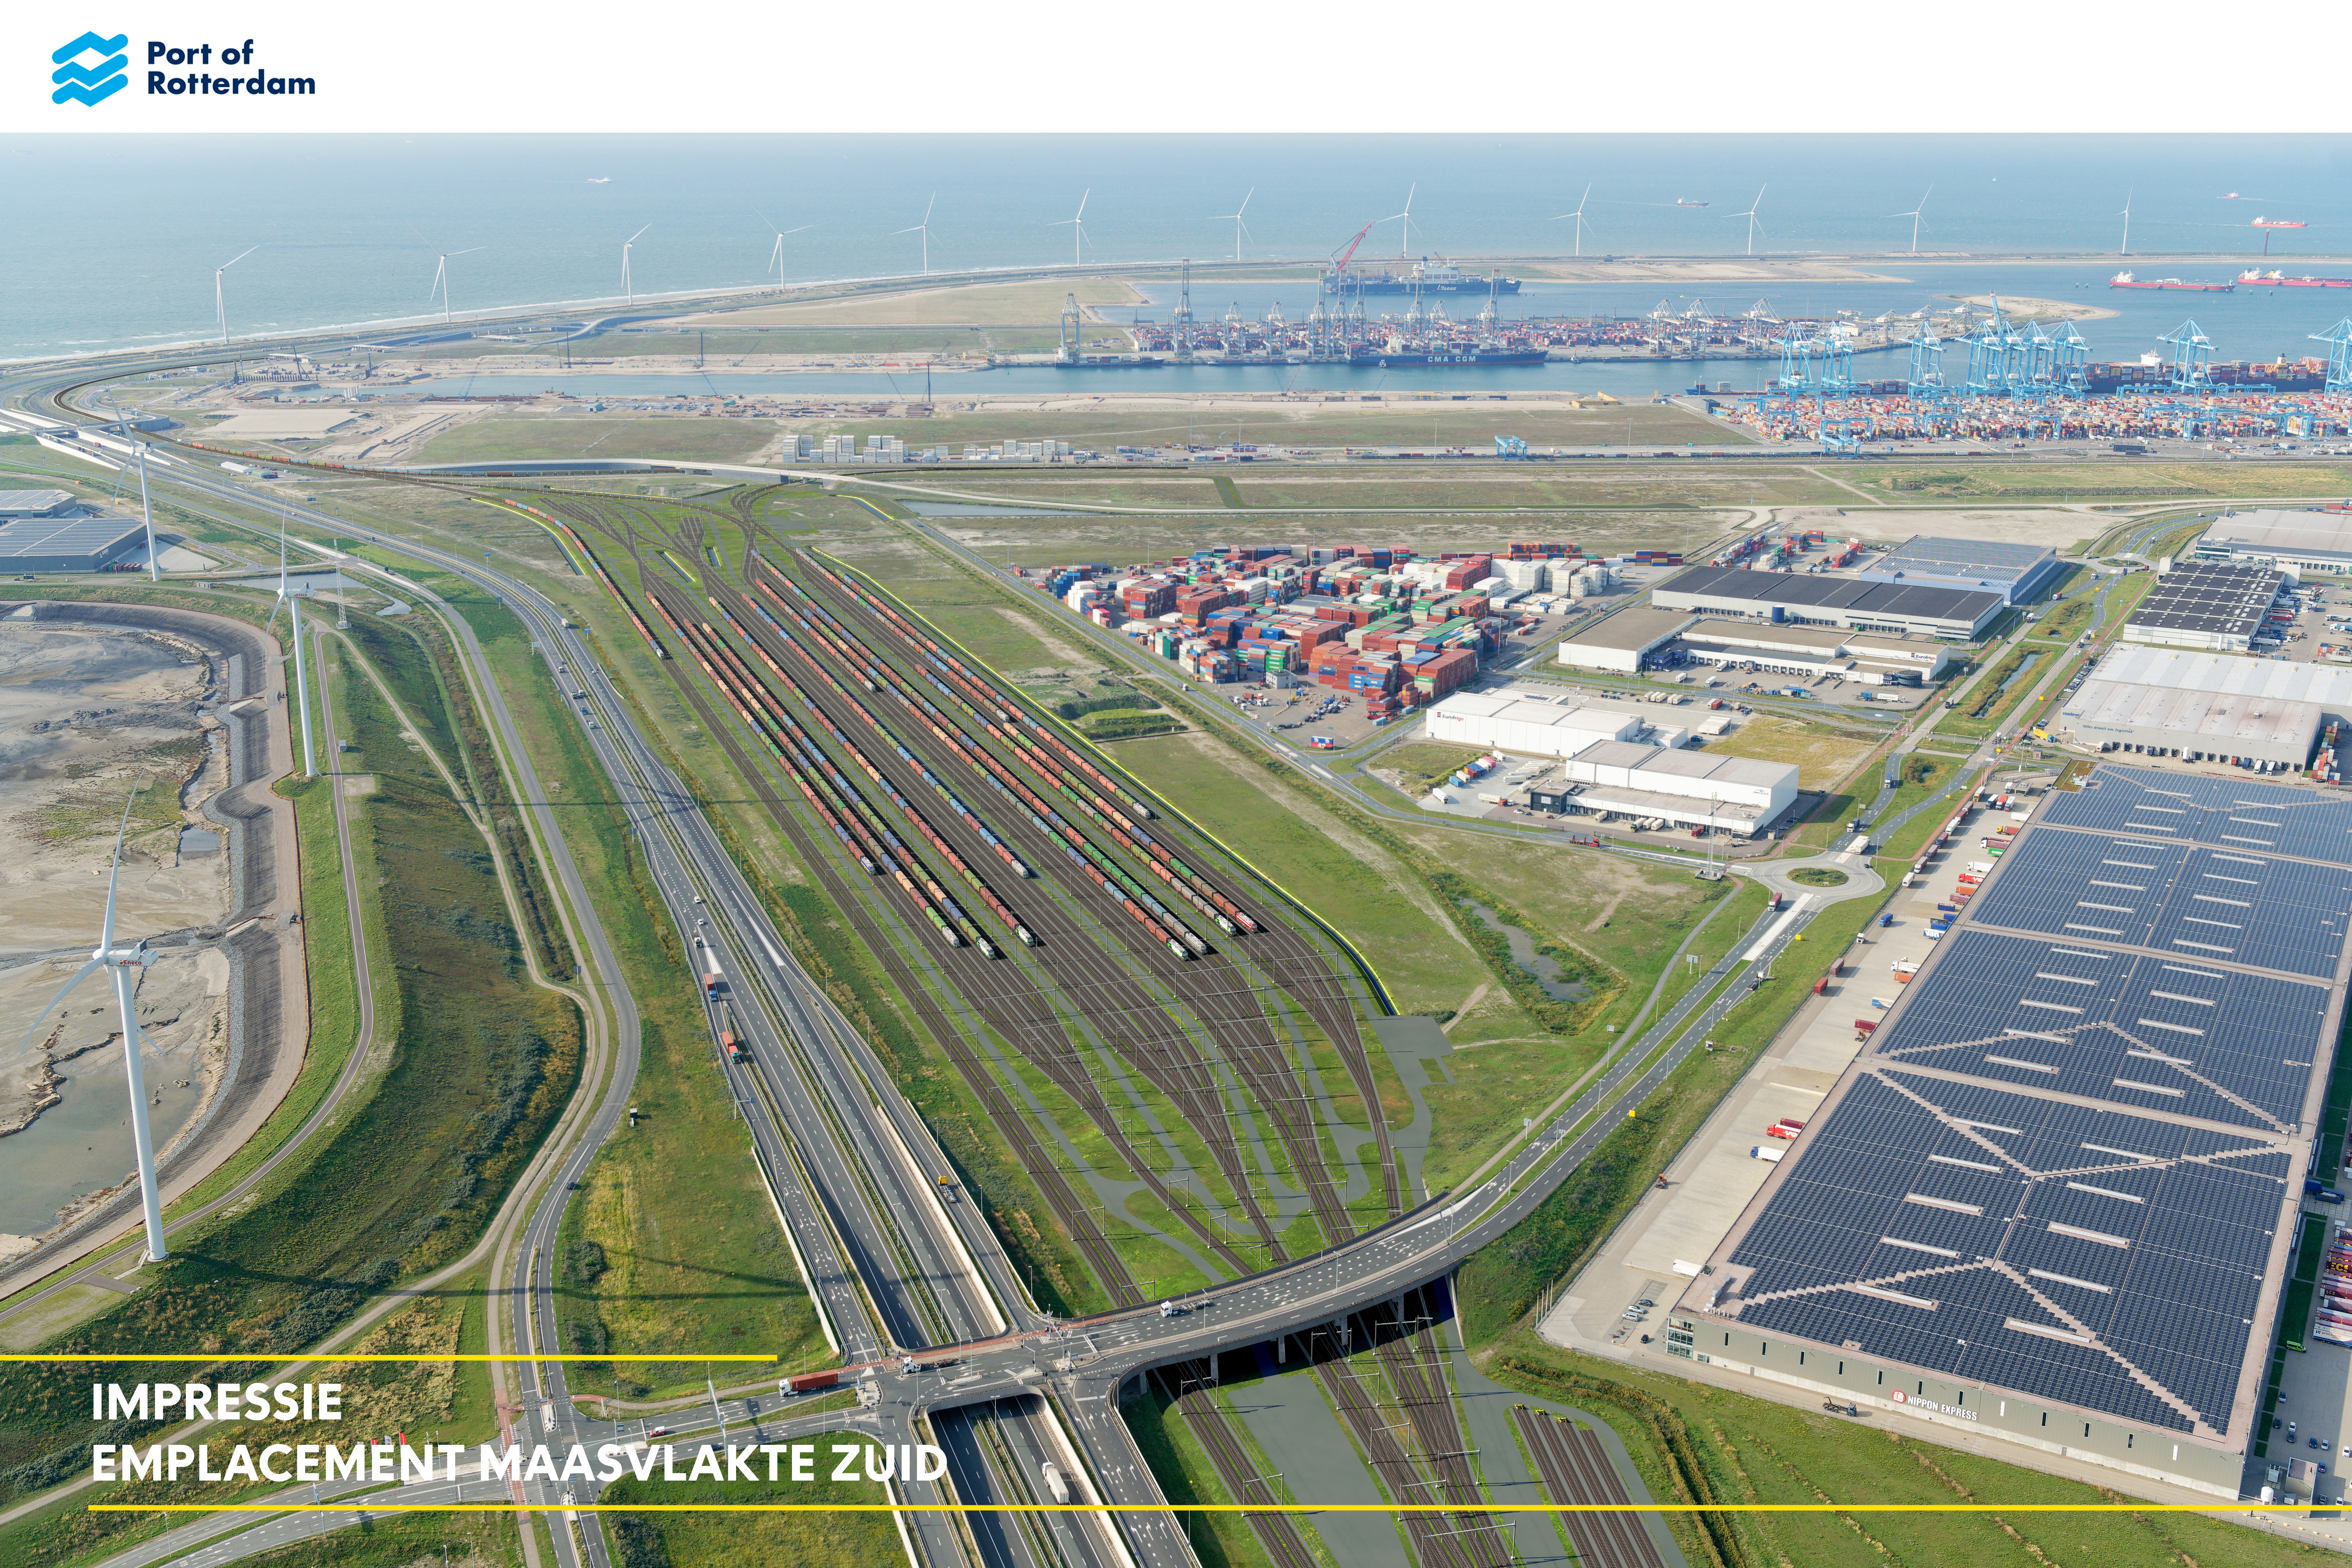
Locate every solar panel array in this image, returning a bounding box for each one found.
[2036,765,2352,866]
[1714,762,2349,1440]
[1867,927,2326,1129]
[1962,827,2352,979]
[2124,561,2286,640]
[1729,1073,2285,1435]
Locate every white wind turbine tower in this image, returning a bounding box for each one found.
[1551,184,1594,257]
[2117,187,2134,255]
[1391,183,1418,259]
[214,246,257,347]
[620,223,651,304]
[269,511,317,778]
[19,793,172,1262]
[1214,188,1254,263]
[109,395,161,583]
[757,213,812,284]
[1893,186,1932,254]
[1051,190,1091,266]
[428,247,484,326]
[896,195,937,275]
[1730,186,1767,257]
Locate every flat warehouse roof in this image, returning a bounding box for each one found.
[1873,535,2057,583]
[1963,827,2352,978]
[1718,1067,2287,1438]
[0,489,75,516]
[2205,508,2352,559]
[2088,644,2352,708]
[2059,680,2318,750]
[0,515,142,559]
[1656,564,2003,626]
[2126,561,2284,639]
[2035,764,2352,864]
[1557,606,1694,651]
[1690,761,2352,1452]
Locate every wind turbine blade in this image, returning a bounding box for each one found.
[1076,189,1089,221]
[452,246,484,257]
[627,223,652,243]
[1238,187,1253,218]
[220,245,258,270]
[923,193,936,223]
[17,958,106,1056]
[101,790,137,948]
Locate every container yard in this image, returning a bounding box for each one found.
[1015,539,1674,735]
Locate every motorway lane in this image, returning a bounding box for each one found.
[21,413,1865,1568]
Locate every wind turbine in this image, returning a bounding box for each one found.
[214,246,256,347]
[757,213,812,284]
[427,247,484,326]
[896,195,937,275]
[19,793,171,1263]
[1390,183,1418,259]
[269,510,317,779]
[109,395,160,582]
[1730,186,1767,257]
[620,224,650,304]
[2117,187,2134,256]
[1551,184,1594,257]
[1214,188,1254,263]
[1893,186,1932,254]
[1051,190,1091,266]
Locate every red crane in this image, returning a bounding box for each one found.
[1328,222,1377,279]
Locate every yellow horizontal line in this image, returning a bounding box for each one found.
[88,1503,2316,1515]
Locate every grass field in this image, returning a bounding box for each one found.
[1697,712,1881,793]
[1376,742,1490,794]
[413,412,780,467]
[1479,1331,2323,1568]
[822,401,1739,456]
[1456,890,1880,1349]
[1872,460,2352,501]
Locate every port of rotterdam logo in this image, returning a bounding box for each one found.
[52,31,129,105]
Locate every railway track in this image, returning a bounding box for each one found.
[1150,1358,1319,1568]
[1512,1405,1669,1568]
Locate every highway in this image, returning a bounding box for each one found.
[4,352,1873,1568]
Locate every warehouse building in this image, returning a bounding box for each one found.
[1428,690,1664,755]
[0,489,78,518]
[1552,607,1695,673]
[2195,509,2352,574]
[1856,535,2065,605]
[1556,606,1960,683]
[0,512,146,573]
[1651,564,2006,640]
[2120,560,2289,652]
[2055,643,2352,768]
[1675,766,2352,1498]
[1522,742,1796,832]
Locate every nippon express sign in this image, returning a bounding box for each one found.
[52,32,316,105]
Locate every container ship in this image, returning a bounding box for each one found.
[2109,271,2235,292]
[1326,257,1521,296]
[1348,346,1548,366]
[2239,268,2352,289]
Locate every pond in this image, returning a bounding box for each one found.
[1462,900,1590,1004]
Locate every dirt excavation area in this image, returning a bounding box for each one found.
[0,616,235,1257]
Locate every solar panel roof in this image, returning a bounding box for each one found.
[1866,926,2327,1129]
[2126,562,2286,639]
[1872,535,2056,583]
[1724,1071,2288,1437]
[2035,765,2352,866]
[1701,761,2350,1445]
[1960,827,2352,979]
[1656,565,2004,627]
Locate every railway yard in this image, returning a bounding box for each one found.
[12,273,2352,1568]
